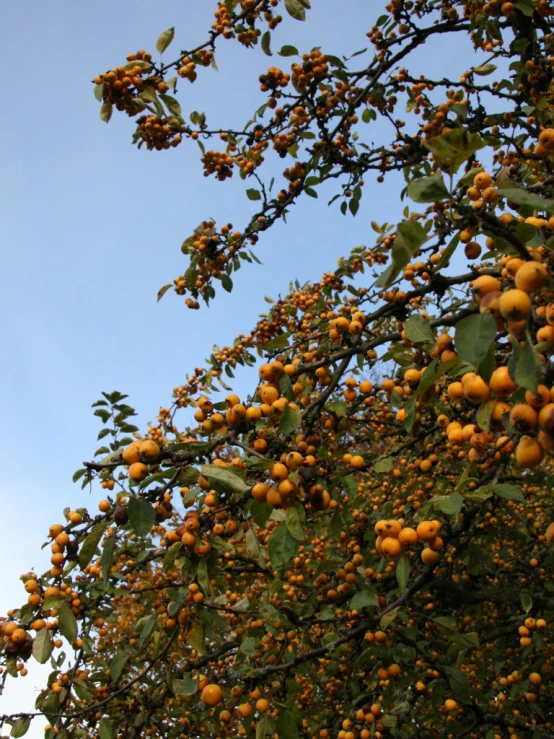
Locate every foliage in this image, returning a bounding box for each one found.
[2,1,554,738]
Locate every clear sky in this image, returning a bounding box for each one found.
[0,2,488,730]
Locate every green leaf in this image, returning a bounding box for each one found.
[380,607,399,629]
[521,593,533,613]
[72,678,93,703]
[109,651,130,684]
[396,554,410,594]
[275,711,300,739]
[375,220,428,287]
[221,274,233,293]
[263,333,290,351]
[498,187,554,214]
[437,232,460,269]
[32,628,53,664]
[159,94,182,117]
[246,188,262,201]
[197,557,209,592]
[407,173,449,203]
[202,465,249,494]
[374,458,393,473]
[99,718,116,739]
[268,522,298,571]
[473,63,497,76]
[455,313,496,369]
[433,492,463,516]
[128,497,156,538]
[423,129,486,174]
[240,636,256,655]
[261,31,272,56]
[349,590,378,610]
[404,315,434,344]
[463,485,493,501]
[327,399,348,417]
[102,534,115,583]
[79,521,109,568]
[156,27,175,55]
[286,501,306,540]
[246,526,266,567]
[432,617,479,649]
[138,613,158,648]
[58,605,78,645]
[491,483,525,502]
[173,677,199,695]
[187,621,205,654]
[279,45,299,56]
[476,398,496,432]
[279,372,295,401]
[508,333,540,393]
[445,667,471,703]
[284,0,306,20]
[100,102,113,123]
[72,468,86,483]
[164,541,183,570]
[250,500,272,528]
[279,404,302,434]
[93,84,104,102]
[10,718,32,738]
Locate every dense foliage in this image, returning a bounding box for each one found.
[2,1,554,737]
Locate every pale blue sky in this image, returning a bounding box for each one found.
[0,2,490,727]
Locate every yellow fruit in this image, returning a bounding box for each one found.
[201,684,223,707]
[499,289,532,321]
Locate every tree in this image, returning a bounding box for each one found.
[2,0,554,737]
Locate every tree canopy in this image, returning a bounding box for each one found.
[2,1,554,738]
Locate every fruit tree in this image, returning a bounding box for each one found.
[3,1,554,738]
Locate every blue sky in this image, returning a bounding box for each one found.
[0,2,490,728]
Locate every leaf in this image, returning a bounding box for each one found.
[445,667,471,703]
[72,468,86,483]
[261,31,272,56]
[455,313,497,369]
[159,94,182,117]
[79,521,109,568]
[102,534,115,583]
[433,492,463,517]
[138,613,158,648]
[463,485,493,501]
[284,0,306,20]
[240,636,256,655]
[327,399,348,417]
[99,718,116,739]
[268,522,298,571]
[32,628,53,664]
[221,274,233,293]
[491,483,525,502]
[187,621,205,654]
[423,129,486,174]
[498,187,554,214]
[349,590,378,610]
[508,333,540,393]
[156,27,175,55]
[380,607,399,629]
[279,372,295,401]
[202,465,249,494]
[279,404,302,434]
[128,497,156,538]
[407,173,449,203]
[521,593,533,613]
[10,718,31,738]
[432,617,479,649]
[374,457,393,473]
[173,677,199,695]
[437,232,460,269]
[473,63,497,76]
[72,678,92,703]
[246,188,262,201]
[404,315,434,344]
[93,84,104,102]
[396,554,410,594]
[164,541,183,570]
[250,500,272,528]
[100,102,113,123]
[476,398,496,432]
[275,712,300,739]
[375,220,428,287]
[286,501,306,540]
[279,45,299,56]
[263,333,290,350]
[197,558,209,592]
[109,652,129,684]
[58,605,78,644]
